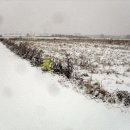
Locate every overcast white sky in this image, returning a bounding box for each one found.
[0,0,130,35]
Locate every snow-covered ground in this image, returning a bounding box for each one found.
[0,42,130,130]
[27,39,130,93]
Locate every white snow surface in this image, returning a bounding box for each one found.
[0,42,130,130]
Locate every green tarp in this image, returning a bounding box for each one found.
[41,58,51,71]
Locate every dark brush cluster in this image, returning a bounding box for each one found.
[116,91,130,106]
[1,39,43,66]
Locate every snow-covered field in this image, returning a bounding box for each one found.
[13,38,130,93]
[39,41,130,92]
[1,42,130,130]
